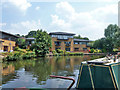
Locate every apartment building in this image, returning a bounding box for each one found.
[49,32,90,53]
[0,31,19,52]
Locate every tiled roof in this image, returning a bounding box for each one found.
[74,39,90,42]
[49,32,75,36]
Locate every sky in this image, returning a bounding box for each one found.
[0,0,119,40]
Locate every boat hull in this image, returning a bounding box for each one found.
[76,62,120,89]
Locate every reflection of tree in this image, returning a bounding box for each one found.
[24,58,51,85]
[49,56,75,76]
[2,73,18,84]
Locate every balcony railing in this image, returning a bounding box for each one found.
[65,44,70,46]
[55,44,61,46]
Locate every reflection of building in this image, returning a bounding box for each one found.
[49,32,90,53]
[0,31,19,52]
[2,65,15,76]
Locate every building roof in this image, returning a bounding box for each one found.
[49,32,75,36]
[25,37,35,40]
[0,31,20,38]
[74,39,90,42]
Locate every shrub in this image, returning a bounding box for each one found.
[23,51,36,59]
[56,49,64,54]
[89,49,94,53]
[89,49,102,53]
[64,51,70,55]
[3,50,36,61]
[14,47,19,51]
[52,50,58,56]
[30,44,37,51]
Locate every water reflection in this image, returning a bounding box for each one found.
[2,55,104,88]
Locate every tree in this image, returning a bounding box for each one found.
[25,31,37,38]
[15,34,20,37]
[83,37,89,40]
[104,24,119,38]
[16,38,26,49]
[34,29,51,57]
[93,24,119,53]
[74,35,82,39]
[74,35,89,40]
[114,29,120,48]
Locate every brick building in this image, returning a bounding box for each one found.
[49,32,90,53]
[0,31,19,52]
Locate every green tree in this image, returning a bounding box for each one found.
[25,31,37,38]
[114,29,120,48]
[16,38,26,49]
[15,34,20,37]
[74,35,82,39]
[34,29,51,57]
[83,37,89,40]
[74,35,89,40]
[104,24,119,52]
[104,24,119,38]
[93,24,119,53]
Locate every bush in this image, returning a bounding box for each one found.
[30,44,37,51]
[3,50,36,61]
[3,51,23,61]
[89,49,102,53]
[2,52,11,56]
[56,49,64,54]
[89,49,94,53]
[23,51,36,59]
[14,47,19,51]
[64,51,71,55]
[52,50,58,56]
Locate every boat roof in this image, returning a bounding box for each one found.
[82,57,120,66]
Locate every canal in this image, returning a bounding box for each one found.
[2,55,104,88]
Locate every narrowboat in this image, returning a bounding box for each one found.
[76,57,120,89]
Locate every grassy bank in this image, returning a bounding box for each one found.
[52,49,83,56]
[2,47,36,61]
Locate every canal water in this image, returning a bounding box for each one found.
[2,55,104,88]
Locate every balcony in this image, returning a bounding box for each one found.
[65,43,70,46]
[55,44,61,46]
[65,42,71,46]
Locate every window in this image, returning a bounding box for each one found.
[83,48,87,51]
[32,41,35,44]
[74,48,79,51]
[65,42,71,46]
[65,48,70,51]
[80,42,86,45]
[74,42,79,44]
[4,46,8,51]
[55,47,61,51]
[54,41,61,46]
[13,46,15,51]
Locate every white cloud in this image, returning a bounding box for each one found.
[8,20,42,35]
[50,2,118,40]
[0,23,6,26]
[35,6,40,10]
[9,0,31,11]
